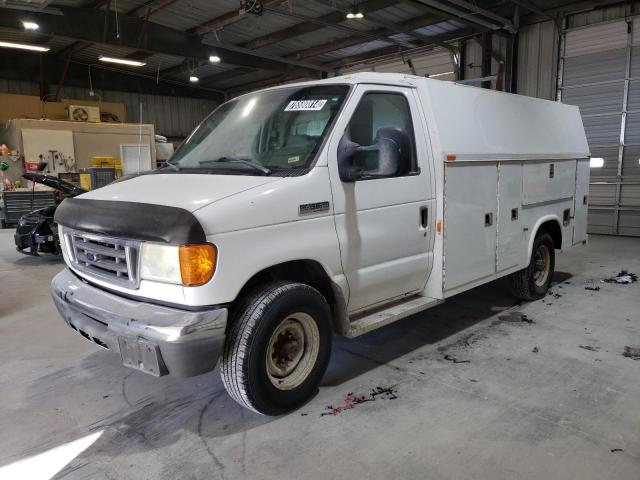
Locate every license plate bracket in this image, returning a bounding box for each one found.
[118,337,167,376]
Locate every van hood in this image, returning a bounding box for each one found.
[22,172,86,197]
[78,172,282,212]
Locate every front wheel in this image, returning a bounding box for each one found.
[509,232,555,301]
[220,282,332,415]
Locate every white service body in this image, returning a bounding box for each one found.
[51,73,590,380]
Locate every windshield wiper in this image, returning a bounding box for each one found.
[161,161,180,171]
[199,157,271,175]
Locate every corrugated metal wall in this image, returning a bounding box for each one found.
[0,79,218,138]
[517,21,558,100]
[339,37,510,86]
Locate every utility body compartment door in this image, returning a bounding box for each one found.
[522,160,576,205]
[573,158,590,245]
[497,163,524,272]
[327,85,435,313]
[443,163,497,291]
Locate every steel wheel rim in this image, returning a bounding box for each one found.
[533,244,551,287]
[266,312,319,390]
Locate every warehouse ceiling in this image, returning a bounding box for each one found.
[0,0,627,99]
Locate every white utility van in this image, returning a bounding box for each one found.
[52,73,590,415]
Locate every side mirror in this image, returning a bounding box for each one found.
[337,133,362,182]
[337,126,412,182]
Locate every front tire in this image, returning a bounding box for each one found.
[220,281,332,415]
[510,232,555,301]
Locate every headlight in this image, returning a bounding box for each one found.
[140,243,182,284]
[140,243,216,286]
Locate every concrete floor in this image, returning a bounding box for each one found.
[0,230,639,480]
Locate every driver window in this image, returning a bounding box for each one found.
[346,92,417,175]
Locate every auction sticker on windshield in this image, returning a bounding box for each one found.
[285,99,327,111]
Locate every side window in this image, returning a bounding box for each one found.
[346,92,417,177]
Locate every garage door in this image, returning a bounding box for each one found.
[559,19,640,236]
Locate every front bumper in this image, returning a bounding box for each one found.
[51,268,227,377]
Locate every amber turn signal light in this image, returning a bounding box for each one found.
[179,244,217,286]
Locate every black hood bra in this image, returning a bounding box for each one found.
[55,198,206,244]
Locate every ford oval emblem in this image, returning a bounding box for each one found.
[85,252,97,262]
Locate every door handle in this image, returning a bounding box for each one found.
[484,212,493,227]
[420,206,428,228]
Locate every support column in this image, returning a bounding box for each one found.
[458,39,466,81]
[481,32,492,88]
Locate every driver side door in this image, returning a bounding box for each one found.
[327,84,434,313]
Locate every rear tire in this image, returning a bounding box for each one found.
[510,232,555,301]
[220,281,332,415]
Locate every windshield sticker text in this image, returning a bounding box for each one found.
[284,99,327,111]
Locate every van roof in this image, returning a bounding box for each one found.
[258,72,591,161]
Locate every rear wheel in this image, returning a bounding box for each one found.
[220,281,332,415]
[510,232,555,301]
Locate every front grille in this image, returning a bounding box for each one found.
[63,228,141,289]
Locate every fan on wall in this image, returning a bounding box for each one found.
[68,105,101,123]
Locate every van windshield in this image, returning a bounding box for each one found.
[168,85,350,176]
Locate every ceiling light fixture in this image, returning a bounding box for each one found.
[0,40,49,52]
[590,157,604,168]
[209,55,221,63]
[189,75,199,83]
[22,21,39,31]
[346,3,364,19]
[98,56,146,67]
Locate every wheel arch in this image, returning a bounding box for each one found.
[230,259,349,336]
[527,215,562,260]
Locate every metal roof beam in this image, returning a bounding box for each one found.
[164,0,406,84]
[129,0,180,18]
[412,0,513,32]
[0,48,224,100]
[306,0,455,51]
[227,27,477,94]
[0,6,329,75]
[189,0,287,36]
[323,28,476,69]
[253,0,401,50]
[197,11,448,87]
[288,12,447,60]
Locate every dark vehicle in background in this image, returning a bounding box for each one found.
[14,172,86,256]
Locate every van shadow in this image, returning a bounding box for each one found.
[34,271,568,474]
[22,354,275,474]
[322,271,573,387]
